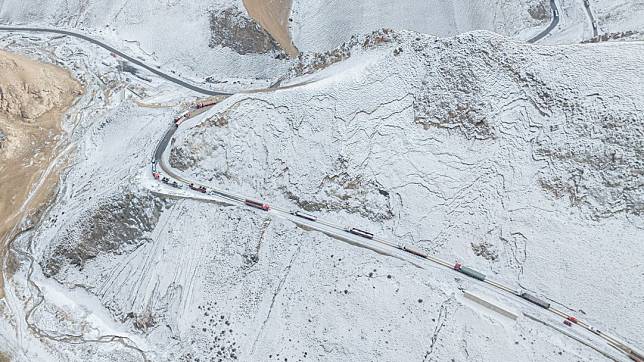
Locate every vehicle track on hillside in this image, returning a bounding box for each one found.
[0,26,315,96]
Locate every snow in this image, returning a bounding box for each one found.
[289,0,549,52]
[1,2,643,362]
[173,30,644,360]
[0,0,291,81]
[588,0,644,38]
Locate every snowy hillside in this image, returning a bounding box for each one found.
[289,0,550,52]
[1,1,643,362]
[2,0,642,84]
[587,0,644,41]
[170,30,644,357]
[0,0,290,83]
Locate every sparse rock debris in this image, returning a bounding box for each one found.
[471,241,499,261]
[534,108,644,218]
[129,309,156,332]
[582,30,641,43]
[169,144,200,171]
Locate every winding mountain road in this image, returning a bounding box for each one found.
[0,26,229,96]
[527,0,560,43]
[154,102,642,362]
[2,22,643,362]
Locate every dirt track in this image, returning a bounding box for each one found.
[242,0,299,58]
[0,49,82,299]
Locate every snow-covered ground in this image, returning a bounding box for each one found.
[0,0,290,83]
[1,1,643,361]
[530,0,644,43]
[289,0,551,52]
[289,0,644,49]
[170,30,644,359]
[587,0,644,39]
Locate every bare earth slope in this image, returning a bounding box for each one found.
[0,49,81,299]
[242,0,299,57]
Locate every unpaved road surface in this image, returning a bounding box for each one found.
[243,0,299,57]
[0,49,82,298]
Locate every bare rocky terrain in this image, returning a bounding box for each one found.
[41,188,171,278]
[209,7,284,57]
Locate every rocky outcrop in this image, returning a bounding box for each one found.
[290,29,396,77]
[534,108,644,219]
[528,1,551,21]
[0,50,81,121]
[209,7,284,56]
[41,188,171,277]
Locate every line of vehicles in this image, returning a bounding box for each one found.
[16,23,628,360]
[152,162,180,188]
[151,100,643,362]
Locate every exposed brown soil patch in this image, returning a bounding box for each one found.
[0,49,82,298]
[242,0,299,58]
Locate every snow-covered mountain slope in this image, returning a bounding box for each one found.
[542,0,644,43]
[289,0,550,52]
[169,29,644,359]
[3,27,641,361]
[289,0,644,49]
[1,0,641,88]
[0,0,291,83]
[1,0,644,360]
[588,0,644,40]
